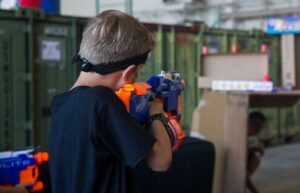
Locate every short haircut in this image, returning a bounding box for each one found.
[79,10,155,65]
[249,111,267,123]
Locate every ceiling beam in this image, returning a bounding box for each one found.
[221,7,299,20]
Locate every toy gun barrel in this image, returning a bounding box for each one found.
[0,149,49,192]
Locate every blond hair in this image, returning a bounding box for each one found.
[79,10,154,65]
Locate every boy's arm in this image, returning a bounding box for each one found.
[98,93,171,170]
[144,101,172,172]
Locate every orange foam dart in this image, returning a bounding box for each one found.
[34,152,49,164]
[116,83,151,111]
[115,84,135,112]
[133,83,151,96]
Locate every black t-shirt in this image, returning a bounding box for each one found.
[48,86,155,193]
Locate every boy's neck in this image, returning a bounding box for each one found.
[71,72,122,91]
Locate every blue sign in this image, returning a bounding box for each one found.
[266,17,300,34]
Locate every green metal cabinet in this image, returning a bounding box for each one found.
[0,9,86,150]
[0,18,32,150]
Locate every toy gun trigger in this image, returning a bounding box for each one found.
[19,152,48,192]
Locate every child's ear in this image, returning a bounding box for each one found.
[122,65,138,84]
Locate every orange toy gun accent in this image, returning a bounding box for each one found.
[0,149,49,192]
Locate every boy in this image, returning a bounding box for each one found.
[246,111,267,193]
[48,10,172,193]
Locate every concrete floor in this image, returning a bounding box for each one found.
[251,143,300,193]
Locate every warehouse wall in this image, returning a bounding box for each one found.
[60,0,95,17]
[2,8,297,151]
[60,0,187,23]
[60,0,300,30]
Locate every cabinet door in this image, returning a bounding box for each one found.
[0,21,31,150]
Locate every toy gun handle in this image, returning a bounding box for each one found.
[21,152,48,192]
[19,165,43,192]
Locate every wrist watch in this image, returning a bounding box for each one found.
[146,113,176,149]
[146,113,168,128]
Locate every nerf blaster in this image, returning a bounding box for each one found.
[0,149,49,192]
[116,71,185,151]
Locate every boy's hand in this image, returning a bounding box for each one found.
[148,100,164,115]
[0,185,28,193]
[14,185,28,193]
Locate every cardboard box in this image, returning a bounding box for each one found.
[192,91,248,193]
[202,53,269,81]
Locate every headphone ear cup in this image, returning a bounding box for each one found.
[81,62,93,72]
[73,55,94,72]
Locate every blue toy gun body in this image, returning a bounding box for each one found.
[147,71,184,121]
[0,149,48,192]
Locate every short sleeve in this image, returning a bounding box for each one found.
[99,95,155,169]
